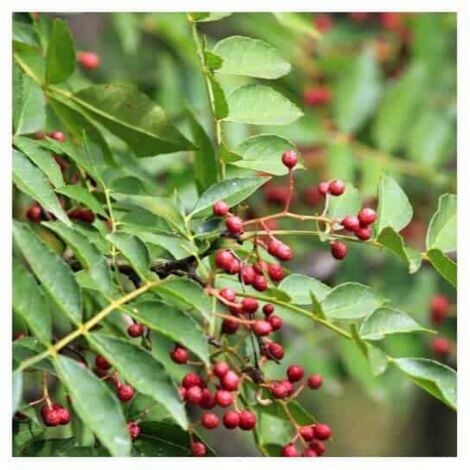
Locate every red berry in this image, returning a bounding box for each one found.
[268,264,284,282]
[282,150,298,169]
[229,303,243,316]
[220,287,236,302]
[281,443,299,457]
[355,226,372,241]
[302,187,323,206]
[238,410,256,430]
[252,320,272,336]
[178,387,187,401]
[221,370,240,392]
[303,448,318,457]
[267,239,281,257]
[268,315,283,332]
[328,179,346,196]
[299,425,315,441]
[68,208,95,224]
[314,423,332,441]
[330,241,348,260]
[357,208,377,226]
[263,303,275,317]
[253,274,268,292]
[49,131,66,142]
[95,355,111,371]
[303,86,332,107]
[307,374,323,390]
[266,342,284,360]
[241,297,259,314]
[215,250,234,270]
[310,440,326,455]
[431,337,451,356]
[379,12,402,31]
[182,372,202,389]
[26,204,42,222]
[314,13,333,33]
[117,384,135,402]
[186,385,204,405]
[264,185,290,206]
[127,323,144,338]
[215,390,234,407]
[221,317,239,335]
[223,410,240,429]
[430,295,449,324]
[212,361,230,379]
[190,441,206,457]
[171,346,189,364]
[41,406,61,427]
[240,265,256,285]
[280,380,294,396]
[212,200,229,217]
[318,181,329,195]
[128,421,140,439]
[77,51,100,70]
[201,412,219,429]
[227,258,241,274]
[226,216,244,234]
[200,389,217,409]
[253,260,269,274]
[287,364,304,383]
[270,381,290,399]
[276,243,293,261]
[341,215,360,232]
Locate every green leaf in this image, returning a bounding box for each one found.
[278,274,331,304]
[376,173,413,233]
[13,258,52,344]
[136,232,193,259]
[326,141,356,182]
[231,134,299,176]
[366,344,389,376]
[186,107,219,193]
[321,283,387,320]
[13,136,65,188]
[214,35,291,79]
[53,355,131,456]
[427,249,457,288]
[190,12,232,22]
[393,358,456,410]
[225,84,303,125]
[273,12,321,39]
[333,48,381,133]
[56,185,107,217]
[43,221,114,296]
[360,307,430,340]
[372,63,426,153]
[13,370,23,413]
[46,19,76,84]
[89,334,187,429]
[190,176,270,218]
[131,301,209,365]
[426,194,457,253]
[326,182,361,221]
[13,222,82,324]
[208,75,229,120]
[204,50,223,71]
[13,67,46,135]
[73,84,195,156]
[112,13,141,55]
[13,150,70,225]
[377,227,422,273]
[154,277,212,323]
[106,232,151,281]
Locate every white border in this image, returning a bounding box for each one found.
[2,1,469,469]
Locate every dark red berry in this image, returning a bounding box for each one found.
[227,258,241,274]
[223,410,240,429]
[49,130,65,142]
[263,304,275,317]
[68,208,95,224]
[200,388,216,409]
[268,315,283,332]
[229,303,243,316]
[201,412,219,429]
[431,337,451,356]
[117,384,135,402]
[355,226,372,240]
[310,440,326,455]
[186,385,203,405]
[215,250,234,270]
[128,421,140,439]
[280,380,294,397]
[226,216,244,234]
[221,318,239,335]
[307,374,323,390]
[212,361,230,379]
[270,381,290,399]
[190,441,206,457]
[77,51,100,70]
[328,179,346,196]
[341,215,360,232]
[253,260,268,274]
[240,265,256,285]
[171,346,189,364]
[303,448,318,457]
[266,342,284,360]
[95,355,111,370]
[314,423,332,441]
[212,200,229,217]
[287,364,304,383]
[215,390,233,407]
[282,150,298,169]
[26,204,42,222]
[268,264,284,282]
[253,274,268,292]
[220,287,236,302]
[238,410,256,430]
[221,370,240,391]
[330,241,348,260]
[241,297,259,314]
[127,323,144,338]
[281,443,299,457]
[252,320,272,337]
[182,372,202,389]
[358,208,377,226]
[41,406,61,427]
[299,425,315,441]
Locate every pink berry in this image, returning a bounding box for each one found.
[221,370,240,391]
[117,384,135,402]
[77,51,100,70]
[241,297,259,314]
[200,389,216,409]
[430,294,450,324]
[226,258,240,274]
[314,423,332,441]
[268,315,283,332]
[281,443,299,457]
[299,425,315,441]
[128,421,141,439]
[282,150,298,169]
[253,274,268,292]
[330,241,348,260]
[220,287,236,302]
[212,200,229,217]
[215,250,234,270]
[190,441,206,457]
[215,390,233,407]
[341,215,360,232]
[226,216,244,234]
[201,412,219,429]
[238,410,256,430]
[266,342,284,360]
[223,410,240,429]
[355,226,372,241]
[186,385,204,405]
[328,179,345,196]
[432,337,451,356]
[268,264,284,282]
[240,265,256,285]
[357,208,377,226]
[303,448,318,457]
[270,381,290,399]
[171,346,189,364]
[252,320,272,337]
[212,361,230,379]
[307,374,323,390]
[49,130,66,142]
[182,372,203,389]
[318,181,329,195]
[287,364,304,382]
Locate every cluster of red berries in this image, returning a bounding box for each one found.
[40,402,71,427]
[281,422,331,457]
[428,294,454,358]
